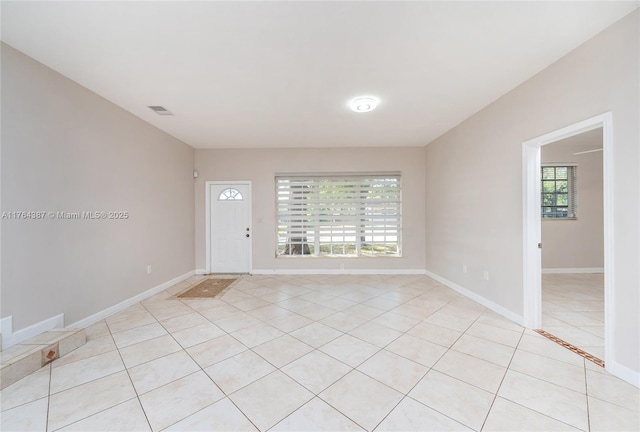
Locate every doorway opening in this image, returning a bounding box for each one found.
[522,113,613,369]
[539,128,604,365]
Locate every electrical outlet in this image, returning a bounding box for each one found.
[483,270,489,281]
[147,265,152,274]
[462,264,468,273]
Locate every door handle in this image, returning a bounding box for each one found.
[246,234,250,238]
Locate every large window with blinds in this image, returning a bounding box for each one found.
[542,165,577,219]
[276,174,401,257]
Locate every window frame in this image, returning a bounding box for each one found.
[275,174,402,258]
[541,164,577,220]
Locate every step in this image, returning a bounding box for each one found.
[0,328,86,390]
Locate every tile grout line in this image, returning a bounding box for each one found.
[584,360,592,432]
[106,312,155,432]
[45,363,52,432]
[307,395,369,431]
[478,328,525,431]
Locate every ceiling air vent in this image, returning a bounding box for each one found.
[148,106,173,115]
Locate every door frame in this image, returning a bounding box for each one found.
[522,112,613,367]
[205,181,252,274]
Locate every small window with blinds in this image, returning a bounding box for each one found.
[541,165,577,219]
[276,174,401,257]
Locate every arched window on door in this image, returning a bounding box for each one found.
[218,188,244,201]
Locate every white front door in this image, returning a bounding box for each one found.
[210,182,251,273]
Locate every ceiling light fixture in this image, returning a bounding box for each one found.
[349,96,379,113]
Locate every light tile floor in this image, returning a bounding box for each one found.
[542,273,604,359]
[2,274,638,431]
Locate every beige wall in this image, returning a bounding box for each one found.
[424,11,638,373]
[195,147,425,272]
[1,44,195,330]
[541,129,604,270]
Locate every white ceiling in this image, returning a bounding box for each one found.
[553,127,603,147]
[2,1,637,149]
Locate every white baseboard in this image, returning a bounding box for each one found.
[424,270,525,326]
[607,359,640,389]
[1,314,65,350]
[542,267,604,274]
[251,269,426,275]
[195,269,208,275]
[1,316,12,337]
[1,315,13,350]
[68,270,195,329]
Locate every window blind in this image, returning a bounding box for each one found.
[276,175,401,257]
